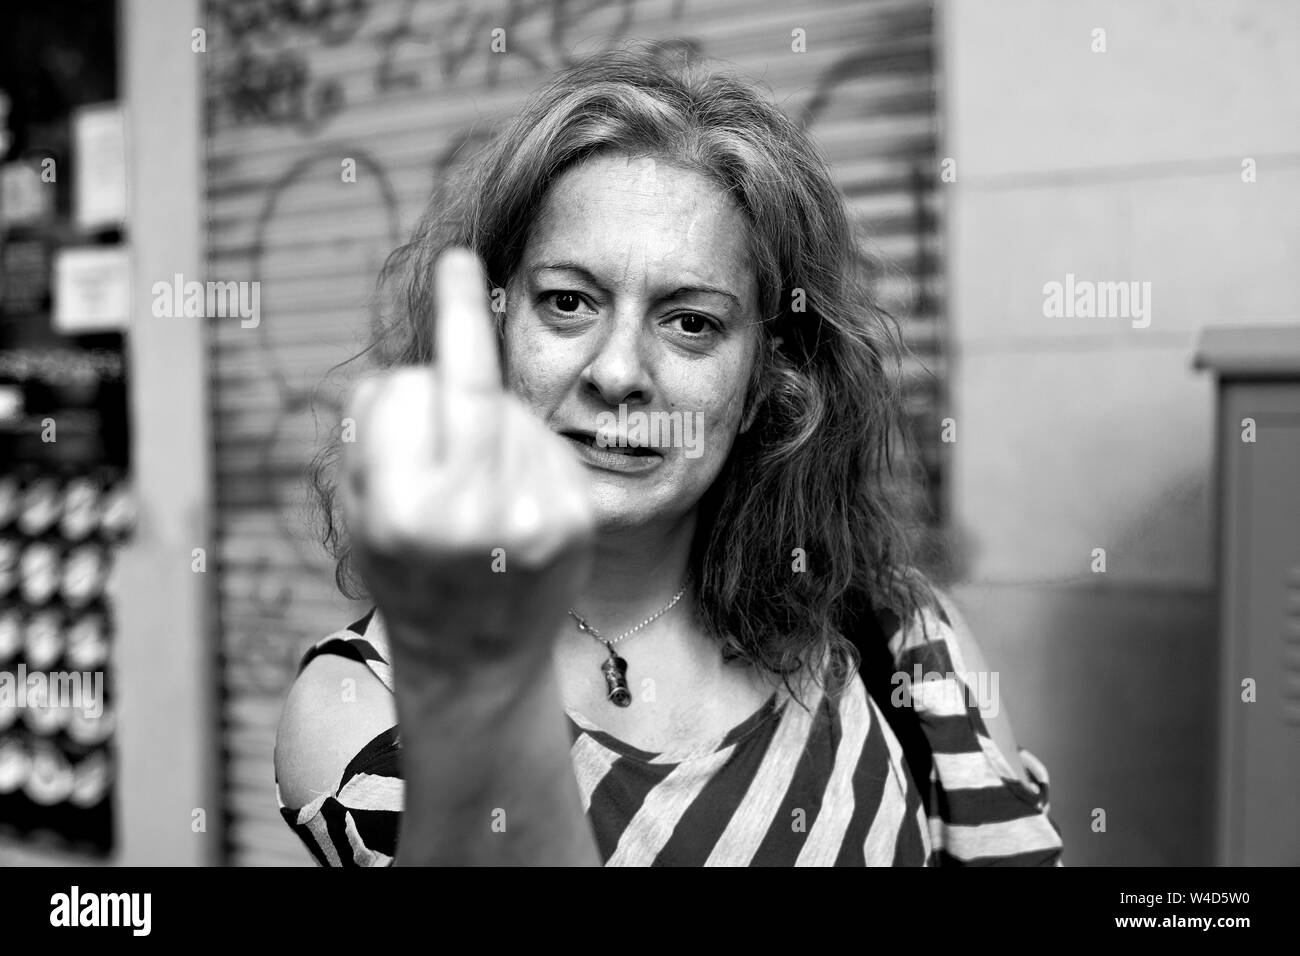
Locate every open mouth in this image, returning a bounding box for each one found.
[561,431,661,457]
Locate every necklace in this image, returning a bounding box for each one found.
[567,578,690,708]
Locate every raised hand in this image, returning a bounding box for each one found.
[340,248,595,677]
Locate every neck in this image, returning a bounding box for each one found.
[567,512,697,639]
[553,509,781,742]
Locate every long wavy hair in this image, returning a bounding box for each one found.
[311,42,937,696]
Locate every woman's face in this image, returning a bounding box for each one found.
[504,153,761,532]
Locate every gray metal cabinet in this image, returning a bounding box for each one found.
[1195,326,1300,866]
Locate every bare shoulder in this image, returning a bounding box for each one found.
[930,589,1031,785]
[274,650,398,810]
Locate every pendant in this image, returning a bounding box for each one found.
[600,641,632,707]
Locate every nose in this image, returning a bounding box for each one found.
[580,312,654,407]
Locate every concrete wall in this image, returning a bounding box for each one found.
[939,0,1300,865]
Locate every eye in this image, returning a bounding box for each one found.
[539,290,595,317]
[665,312,720,337]
[552,292,583,313]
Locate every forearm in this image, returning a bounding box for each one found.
[389,631,599,867]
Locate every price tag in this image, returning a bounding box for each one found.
[17,477,62,537]
[0,538,18,597]
[60,479,101,541]
[0,690,18,731]
[19,541,61,605]
[24,740,75,805]
[70,750,112,807]
[0,475,19,527]
[62,544,106,608]
[66,699,113,745]
[23,609,64,670]
[0,735,29,793]
[0,609,20,659]
[21,675,69,735]
[99,482,135,539]
[65,613,108,670]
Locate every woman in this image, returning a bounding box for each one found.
[274,45,1064,867]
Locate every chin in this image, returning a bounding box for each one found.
[589,498,657,533]
[586,483,690,534]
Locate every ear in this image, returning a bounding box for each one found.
[739,335,784,435]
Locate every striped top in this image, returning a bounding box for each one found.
[277,605,1065,866]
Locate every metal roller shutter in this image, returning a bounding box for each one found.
[204,0,941,866]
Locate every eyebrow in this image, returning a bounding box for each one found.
[527,261,743,309]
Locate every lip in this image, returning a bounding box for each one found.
[560,431,664,475]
